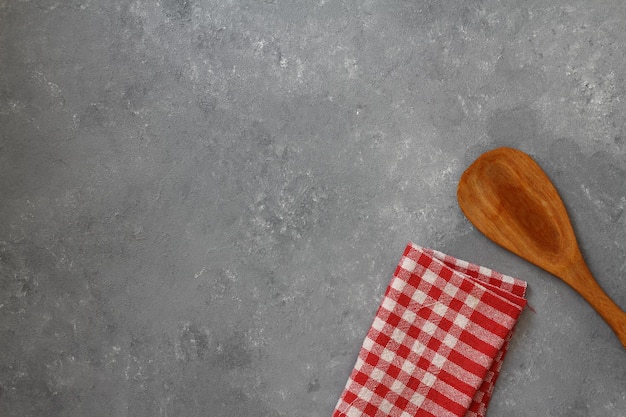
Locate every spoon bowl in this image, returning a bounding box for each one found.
[457,147,626,349]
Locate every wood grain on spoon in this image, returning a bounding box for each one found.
[457,147,626,349]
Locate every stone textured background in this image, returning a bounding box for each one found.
[1,1,626,416]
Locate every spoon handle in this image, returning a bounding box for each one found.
[562,255,626,349]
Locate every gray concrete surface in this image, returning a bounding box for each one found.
[1,1,626,416]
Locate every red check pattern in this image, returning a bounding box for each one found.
[333,243,527,417]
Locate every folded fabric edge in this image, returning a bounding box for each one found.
[407,242,528,309]
[409,242,527,296]
[400,244,527,321]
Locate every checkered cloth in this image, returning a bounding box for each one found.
[333,243,527,417]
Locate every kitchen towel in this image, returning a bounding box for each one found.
[333,243,527,417]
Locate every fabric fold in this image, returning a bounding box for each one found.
[333,243,527,417]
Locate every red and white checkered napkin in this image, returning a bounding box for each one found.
[333,243,527,417]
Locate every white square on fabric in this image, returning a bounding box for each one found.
[502,274,515,284]
[423,321,437,336]
[390,378,406,393]
[432,353,446,369]
[391,327,406,344]
[422,269,438,284]
[443,282,459,298]
[347,407,362,417]
[401,360,416,375]
[401,257,417,272]
[433,303,448,317]
[359,386,374,402]
[422,372,436,387]
[382,297,397,312]
[413,289,428,304]
[391,277,407,292]
[478,266,491,276]
[362,336,375,351]
[372,316,386,331]
[455,259,469,269]
[465,294,479,309]
[380,398,394,414]
[412,340,426,356]
[370,368,385,383]
[402,308,417,323]
[443,334,459,349]
[453,314,469,329]
[354,356,365,370]
[409,392,426,408]
[381,348,395,363]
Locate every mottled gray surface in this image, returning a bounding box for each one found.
[1,0,626,416]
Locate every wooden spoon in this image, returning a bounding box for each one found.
[457,147,626,349]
